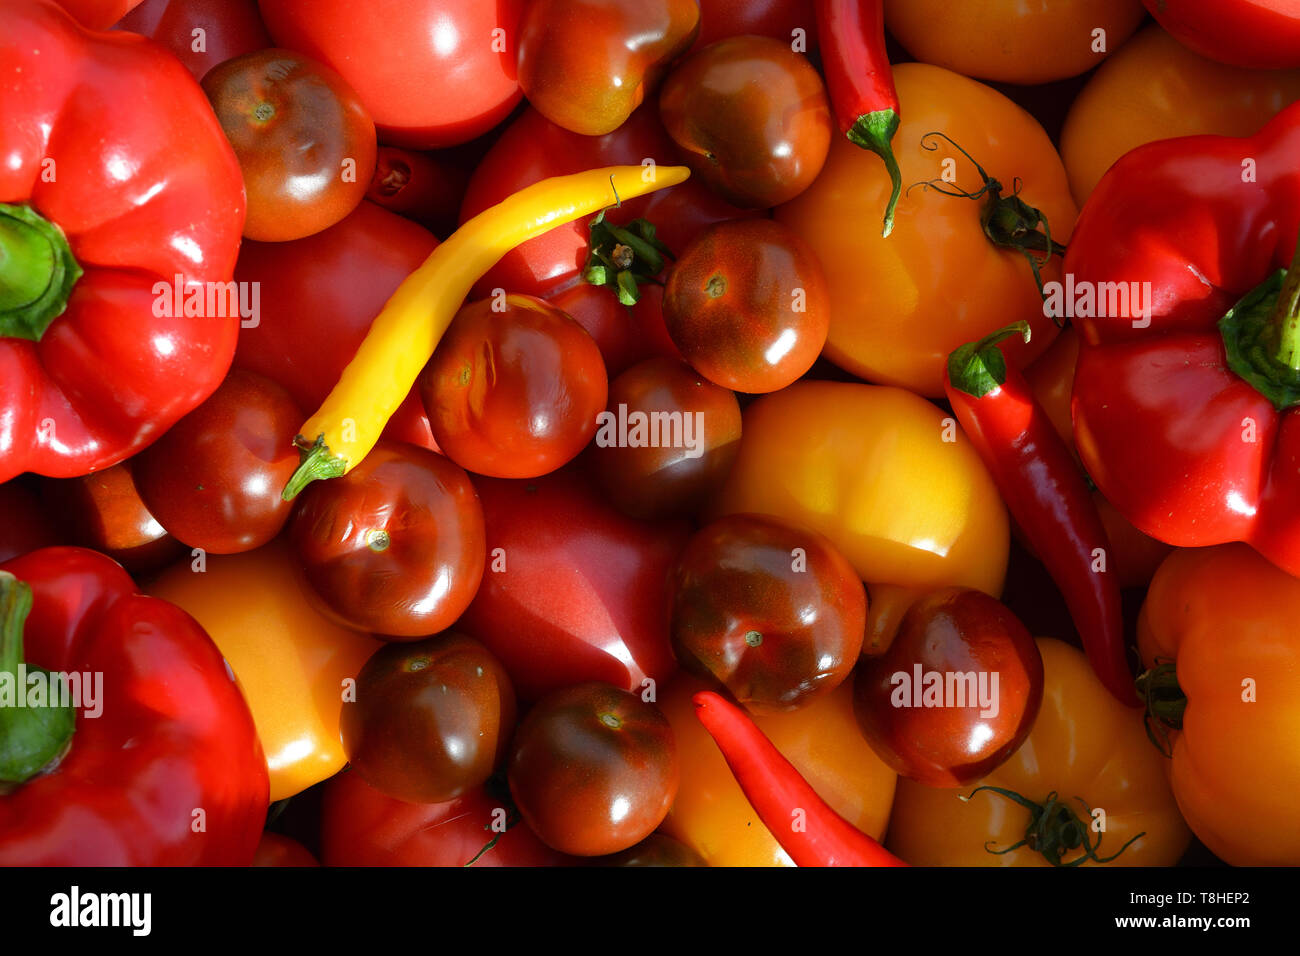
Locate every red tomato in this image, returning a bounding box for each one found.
[456,468,691,701]
[365,146,469,239]
[232,201,439,451]
[115,0,272,80]
[419,295,608,479]
[694,0,815,51]
[320,771,574,867]
[257,0,524,147]
[290,442,486,638]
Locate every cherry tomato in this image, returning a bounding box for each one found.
[547,281,680,378]
[884,0,1144,84]
[148,539,382,801]
[290,441,485,638]
[508,681,679,857]
[0,479,61,564]
[853,588,1044,788]
[458,467,690,701]
[257,0,524,148]
[659,36,832,209]
[321,772,574,867]
[252,831,319,867]
[115,0,272,81]
[39,463,182,574]
[341,633,515,804]
[659,672,896,866]
[202,49,376,242]
[596,832,706,866]
[133,369,302,554]
[776,63,1072,397]
[518,0,700,136]
[419,295,608,479]
[365,145,469,238]
[1060,25,1300,205]
[663,218,829,393]
[233,201,439,451]
[588,357,741,519]
[670,514,866,712]
[694,0,815,51]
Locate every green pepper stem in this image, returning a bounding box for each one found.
[282,435,348,501]
[0,203,83,342]
[846,110,902,238]
[0,572,31,678]
[1269,241,1300,371]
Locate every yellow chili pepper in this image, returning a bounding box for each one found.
[281,163,692,500]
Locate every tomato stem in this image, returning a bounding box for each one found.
[961,786,1145,866]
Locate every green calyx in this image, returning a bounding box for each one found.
[1219,245,1300,411]
[1136,659,1185,758]
[0,202,83,342]
[583,207,674,307]
[846,109,902,239]
[961,786,1145,867]
[906,133,1066,309]
[0,572,76,785]
[281,434,348,501]
[946,321,1032,399]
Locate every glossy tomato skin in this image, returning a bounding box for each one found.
[116,0,272,80]
[203,49,376,242]
[518,0,700,136]
[257,0,523,148]
[659,36,832,209]
[291,442,485,638]
[419,295,608,479]
[133,369,301,554]
[457,468,690,701]
[694,0,815,51]
[670,514,866,712]
[341,633,515,804]
[233,201,439,450]
[321,771,575,867]
[853,589,1044,788]
[508,682,679,857]
[596,832,707,866]
[588,357,742,519]
[663,218,829,392]
[365,145,469,239]
[1141,0,1300,69]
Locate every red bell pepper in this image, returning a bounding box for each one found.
[0,0,245,482]
[1141,0,1300,70]
[1067,102,1300,578]
[693,690,907,867]
[814,0,901,237]
[944,324,1135,706]
[0,547,268,865]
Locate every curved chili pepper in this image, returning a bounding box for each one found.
[692,690,907,867]
[283,164,691,499]
[943,323,1136,707]
[814,0,901,237]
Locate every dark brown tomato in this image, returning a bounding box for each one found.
[340,633,516,803]
[588,357,742,519]
[134,369,302,554]
[595,831,707,866]
[853,588,1045,788]
[418,295,608,479]
[289,441,486,638]
[202,48,377,241]
[670,513,866,712]
[663,218,829,393]
[364,145,469,239]
[658,35,832,208]
[517,0,701,136]
[508,681,679,856]
[40,463,183,574]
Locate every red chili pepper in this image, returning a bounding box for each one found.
[692,690,908,867]
[0,547,268,864]
[813,0,901,237]
[943,324,1136,707]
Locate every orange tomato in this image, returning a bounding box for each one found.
[1138,544,1300,866]
[883,0,1144,85]
[1061,25,1300,205]
[148,538,382,801]
[658,672,895,866]
[776,63,1073,397]
[887,638,1190,866]
[709,381,1009,598]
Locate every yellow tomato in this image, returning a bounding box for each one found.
[777,63,1074,397]
[887,638,1191,866]
[884,0,1144,84]
[1061,25,1300,205]
[148,539,382,801]
[709,381,1009,598]
[658,672,895,866]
